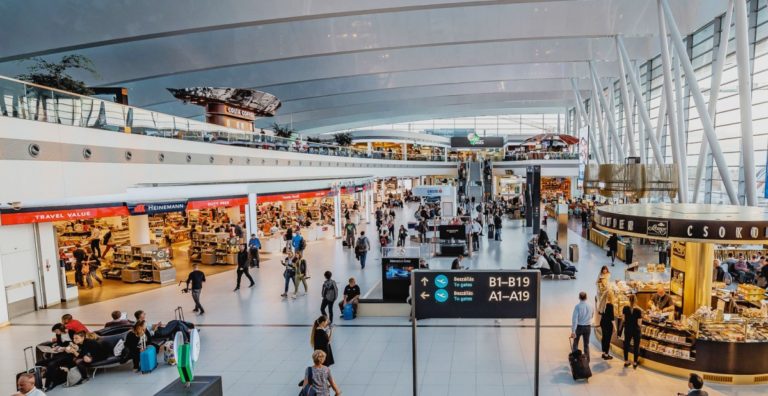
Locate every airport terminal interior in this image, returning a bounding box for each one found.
[2,1,768,395]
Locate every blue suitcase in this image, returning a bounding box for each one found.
[140,345,158,373]
[342,304,354,320]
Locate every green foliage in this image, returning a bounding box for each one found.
[17,55,97,95]
[333,132,352,146]
[271,122,295,139]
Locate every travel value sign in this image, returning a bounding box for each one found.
[412,270,540,320]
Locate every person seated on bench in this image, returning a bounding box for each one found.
[72,331,108,383]
[134,310,193,341]
[104,311,134,328]
[39,324,76,391]
[125,320,152,373]
[61,314,89,339]
[530,253,551,273]
[338,278,361,318]
[554,253,577,273]
[451,255,467,270]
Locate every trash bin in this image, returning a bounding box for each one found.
[569,244,579,262]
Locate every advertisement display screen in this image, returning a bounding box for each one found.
[438,224,466,240]
[413,270,540,319]
[382,257,420,301]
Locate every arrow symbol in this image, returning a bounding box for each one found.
[421,277,429,286]
[420,292,430,300]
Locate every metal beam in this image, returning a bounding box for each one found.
[658,4,686,202]
[693,0,733,203]
[661,0,739,205]
[735,0,757,206]
[589,61,625,162]
[589,72,610,162]
[571,78,603,164]
[617,50,636,158]
[673,43,688,202]
[588,97,605,164]
[616,35,665,165]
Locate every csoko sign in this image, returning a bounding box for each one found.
[596,209,768,242]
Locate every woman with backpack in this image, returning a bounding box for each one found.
[300,350,341,396]
[294,254,309,297]
[397,225,407,247]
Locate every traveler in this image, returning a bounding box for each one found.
[89,226,102,258]
[530,254,550,271]
[607,233,619,266]
[599,302,615,360]
[344,220,356,248]
[621,294,643,369]
[72,245,86,287]
[397,225,408,247]
[417,220,428,243]
[301,350,341,396]
[134,310,192,339]
[293,230,306,254]
[125,320,152,372]
[281,253,297,298]
[677,373,708,396]
[493,212,502,241]
[354,232,371,269]
[104,311,133,328]
[320,272,338,323]
[570,291,594,362]
[471,219,481,251]
[294,254,309,296]
[71,331,107,383]
[338,278,361,318]
[84,248,103,288]
[61,314,89,338]
[248,233,261,268]
[185,264,206,315]
[234,244,255,291]
[310,316,335,367]
[14,373,45,396]
[451,255,466,270]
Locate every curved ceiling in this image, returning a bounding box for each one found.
[0,0,729,134]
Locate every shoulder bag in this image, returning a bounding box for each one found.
[298,366,317,396]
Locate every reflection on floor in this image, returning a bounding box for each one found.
[0,203,762,395]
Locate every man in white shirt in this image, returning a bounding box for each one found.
[531,254,550,271]
[14,373,45,396]
[471,220,482,251]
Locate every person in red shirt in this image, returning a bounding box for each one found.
[61,314,89,337]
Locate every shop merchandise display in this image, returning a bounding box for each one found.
[113,244,176,284]
[189,232,238,265]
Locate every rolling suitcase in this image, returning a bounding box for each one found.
[568,340,592,381]
[342,304,354,320]
[140,345,158,373]
[16,346,43,389]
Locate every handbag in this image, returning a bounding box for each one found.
[616,317,625,338]
[606,250,612,257]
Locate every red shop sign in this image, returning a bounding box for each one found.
[186,197,248,210]
[257,189,332,204]
[0,205,129,225]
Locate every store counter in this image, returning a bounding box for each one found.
[589,228,628,262]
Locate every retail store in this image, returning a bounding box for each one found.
[594,203,768,384]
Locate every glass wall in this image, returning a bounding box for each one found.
[340,113,566,136]
[581,0,768,205]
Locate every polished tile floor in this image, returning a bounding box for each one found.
[0,203,764,395]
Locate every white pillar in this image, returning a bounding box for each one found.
[226,206,241,224]
[444,147,448,162]
[245,193,258,238]
[366,188,372,224]
[402,143,408,161]
[129,215,151,245]
[334,191,342,238]
[367,142,372,157]
[694,0,733,202]
[735,0,757,206]
[658,9,685,202]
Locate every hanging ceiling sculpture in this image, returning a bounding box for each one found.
[167,87,282,117]
[584,163,678,200]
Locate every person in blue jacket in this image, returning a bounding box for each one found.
[292,230,306,254]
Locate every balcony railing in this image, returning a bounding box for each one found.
[503,152,579,161]
[0,75,447,161]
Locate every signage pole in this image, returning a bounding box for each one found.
[410,276,419,396]
[534,273,541,396]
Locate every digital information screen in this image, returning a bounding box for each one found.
[412,270,540,319]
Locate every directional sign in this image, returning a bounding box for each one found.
[412,270,540,319]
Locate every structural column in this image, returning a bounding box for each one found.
[128,215,150,246]
[245,193,258,238]
[735,0,757,206]
[334,191,342,238]
[366,142,373,158]
[366,188,372,224]
[402,143,408,161]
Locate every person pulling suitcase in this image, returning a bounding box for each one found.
[569,291,593,381]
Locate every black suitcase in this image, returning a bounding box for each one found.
[342,240,349,248]
[16,346,44,390]
[568,347,592,381]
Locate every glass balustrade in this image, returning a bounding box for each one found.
[0,75,450,161]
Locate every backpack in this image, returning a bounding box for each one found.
[298,237,306,251]
[299,259,307,275]
[354,237,367,253]
[322,280,337,302]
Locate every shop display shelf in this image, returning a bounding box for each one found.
[641,333,694,347]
